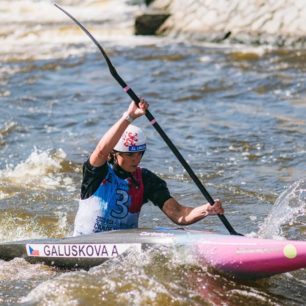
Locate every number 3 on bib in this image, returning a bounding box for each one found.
[111,189,129,219]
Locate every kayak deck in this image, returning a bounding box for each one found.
[0,228,180,269]
[0,228,305,279]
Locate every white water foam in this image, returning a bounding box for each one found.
[0,0,143,62]
[0,209,73,242]
[0,148,75,195]
[0,213,48,242]
[21,246,201,305]
[258,178,306,239]
[0,257,56,282]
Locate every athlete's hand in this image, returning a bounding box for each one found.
[204,199,224,216]
[126,98,149,119]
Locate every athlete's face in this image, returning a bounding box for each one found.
[116,152,144,172]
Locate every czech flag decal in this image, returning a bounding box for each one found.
[28,245,40,256]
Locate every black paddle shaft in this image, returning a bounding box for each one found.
[55,4,242,236]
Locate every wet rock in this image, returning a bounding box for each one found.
[144,0,155,5]
[135,13,170,35]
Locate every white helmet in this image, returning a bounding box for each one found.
[114,124,146,153]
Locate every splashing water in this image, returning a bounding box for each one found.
[258,178,306,239]
[19,245,284,306]
[20,246,202,306]
[0,148,77,241]
[0,148,75,195]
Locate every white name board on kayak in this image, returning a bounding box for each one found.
[26,243,141,258]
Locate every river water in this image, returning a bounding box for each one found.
[0,0,306,305]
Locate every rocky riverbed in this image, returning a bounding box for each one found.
[136,0,306,47]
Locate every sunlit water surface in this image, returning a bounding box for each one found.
[0,1,306,305]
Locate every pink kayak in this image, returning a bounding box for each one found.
[0,228,305,279]
[191,232,306,279]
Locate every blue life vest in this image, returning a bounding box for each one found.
[73,163,144,235]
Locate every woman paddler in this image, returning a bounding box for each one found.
[73,99,224,236]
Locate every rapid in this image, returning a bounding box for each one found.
[0,0,306,305]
